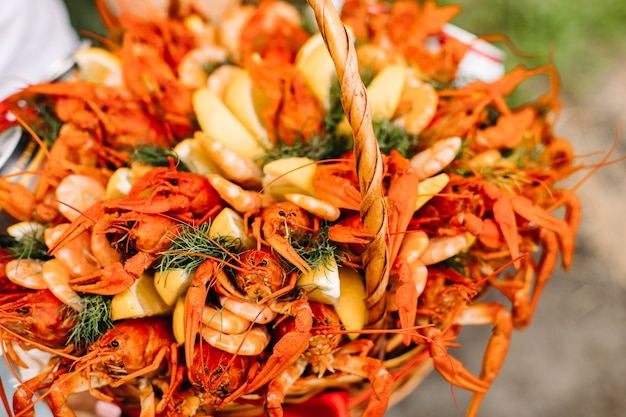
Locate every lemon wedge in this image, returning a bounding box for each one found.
[262,157,317,197]
[297,257,340,305]
[295,33,336,110]
[172,297,186,345]
[336,266,367,340]
[6,221,45,241]
[111,273,173,321]
[223,69,270,144]
[154,268,195,307]
[73,47,122,85]
[173,138,221,176]
[193,87,267,161]
[415,173,450,212]
[106,167,136,199]
[336,64,407,135]
[209,207,255,250]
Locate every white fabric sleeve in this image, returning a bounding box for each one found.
[0,0,80,100]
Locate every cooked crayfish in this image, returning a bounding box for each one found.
[266,302,393,417]
[11,317,183,417]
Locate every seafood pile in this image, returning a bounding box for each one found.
[0,1,597,416]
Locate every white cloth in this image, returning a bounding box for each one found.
[0,0,79,100]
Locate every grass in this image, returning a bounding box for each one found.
[440,0,626,102]
[62,0,626,102]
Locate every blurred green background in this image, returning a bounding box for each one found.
[61,0,626,103]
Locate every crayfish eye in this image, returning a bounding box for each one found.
[17,307,29,314]
[259,259,267,267]
[108,340,119,348]
[278,210,285,217]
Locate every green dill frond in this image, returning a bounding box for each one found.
[292,221,340,271]
[459,163,535,193]
[24,96,62,147]
[359,66,375,88]
[325,75,344,134]
[129,144,190,171]
[65,294,114,348]
[438,254,470,276]
[372,118,418,157]
[159,222,242,274]
[262,134,351,162]
[1,227,51,261]
[324,69,374,135]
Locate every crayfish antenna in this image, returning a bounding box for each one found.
[47,204,105,256]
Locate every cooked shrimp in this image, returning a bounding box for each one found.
[201,304,253,335]
[419,233,472,266]
[44,223,100,277]
[208,174,275,213]
[177,45,229,89]
[195,131,262,188]
[284,193,340,221]
[410,136,462,180]
[55,174,106,222]
[219,295,278,324]
[394,69,439,135]
[41,259,83,312]
[5,259,47,289]
[217,5,255,59]
[201,325,270,356]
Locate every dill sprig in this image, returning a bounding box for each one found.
[21,96,62,147]
[65,294,114,348]
[263,67,386,162]
[291,221,340,272]
[262,133,351,162]
[452,162,536,193]
[324,69,375,134]
[1,227,51,261]
[128,144,190,171]
[324,75,345,135]
[159,222,243,274]
[372,118,418,157]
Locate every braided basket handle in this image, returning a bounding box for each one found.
[306,0,389,329]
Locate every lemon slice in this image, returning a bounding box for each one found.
[173,138,221,176]
[193,87,266,161]
[297,256,340,305]
[262,157,317,197]
[336,266,367,340]
[154,268,195,307]
[111,273,174,321]
[6,221,45,241]
[336,64,407,135]
[415,173,450,212]
[223,69,270,144]
[106,167,136,199]
[172,297,186,345]
[73,47,122,85]
[209,207,255,250]
[295,33,336,110]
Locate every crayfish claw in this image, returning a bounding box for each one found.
[69,252,153,295]
[265,235,311,273]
